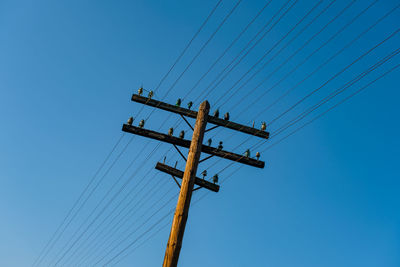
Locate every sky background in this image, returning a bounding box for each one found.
[0,0,399,266]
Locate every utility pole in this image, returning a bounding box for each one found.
[122,91,269,267]
[163,101,209,266]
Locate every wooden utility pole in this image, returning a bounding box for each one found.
[163,101,209,267]
[122,91,269,266]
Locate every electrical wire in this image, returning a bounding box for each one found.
[219,0,352,109]
[107,55,398,264]
[181,0,273,101]
[273,47,400,138]
[217,42,400,176]
[248,1,399,122]
[80,5,400,266]
[32,134,125,267]
[269,26,400,126]
[194,0,294,104]
[134,0,223,117]
[94,195,178,266]
[212,0,325,107]
[85,181,177,266]
[42,134,135,266]
[207,0,379,144]
[203,0,299,105]
[71,173,172,266]
[263,63,399,152]
[50,142,160,266]
[64,169,161,266]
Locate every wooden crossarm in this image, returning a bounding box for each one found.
[131,94,269,139]
[155,162,220,192]
[122,124,265,168]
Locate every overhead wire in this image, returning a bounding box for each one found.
[200,1,398,179]
[134,0,223,118]
[245,0,399,122]
[86,4,318,260]
[201,0,299,105]
[72,172,173,266]
[215,29,400,176]
[94,194,178,266]
[56,2,394,266]
[143,0,243,122]
[201,0,339,144]
[272,47,400,138]
[86,180,177,266]
[41,134,135,267]
[218,0,349,108]
[181,0,273,101]
[194,0,294,103]
[85,4,400,265]
[64,169,162,266]
[36,1,226,261]
[109,60,400,265]
[52,97,193,265]
[32,133,126,267]
[268,26,400,126]
[39,1,253,266]
[207,0,379,146]
[262,63,400,152]
[50,142,161,266]
[212,0,326,107]
[62,116,192,266]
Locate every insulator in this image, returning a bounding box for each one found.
[127,117,133,125]
[224,112,230,121]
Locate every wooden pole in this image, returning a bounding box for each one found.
[163,101,210,267]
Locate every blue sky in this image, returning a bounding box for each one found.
[0,0,399,266]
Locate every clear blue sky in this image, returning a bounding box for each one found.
[0,0,399,266]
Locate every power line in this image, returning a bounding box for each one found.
[251,1,399,123]
[142,0,243,123]
[106,56,397,264]
[32,134,125,267]
[51,142,161,266]
[63,169,161,266]
[50,105,184,265]
[159,0,243,101]
[85,180,176,266]
[263,63,400,152]
[72,5,399,266]
[209,0,379,143]
[220,0,343,109]
[203,0,299,104]
[154,0,223,93]
[204,23,400,179]
[70,172,170,266]
[181,0,273,101]
[134,0,223,118]
[212,0,325,107]
[102,157,242,266]
[194,0,294,103]
[38,135,133,267]
[206,0,354,149]
[273,47,400,138]
[94,195,178,266]
[269,26,400,125]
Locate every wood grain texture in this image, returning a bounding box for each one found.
[163,101,210,267]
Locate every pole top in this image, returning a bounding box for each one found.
[199,100,210,110]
